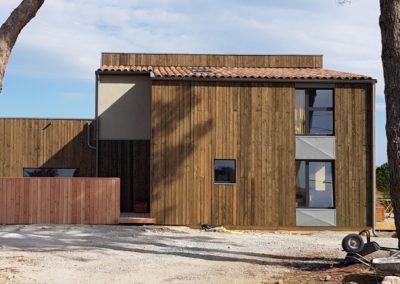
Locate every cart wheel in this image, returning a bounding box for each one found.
[342,234,365,253]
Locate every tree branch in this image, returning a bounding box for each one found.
[0,0,44,93]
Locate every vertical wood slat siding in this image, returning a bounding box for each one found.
[335,84,372,227]
[101,53,323,69]
[0,119,96,177]
[151,81,296,226]
[0,178,120,224]
[98,140,150,213]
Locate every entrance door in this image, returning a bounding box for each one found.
[98,140,150,213]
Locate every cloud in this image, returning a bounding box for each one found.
[1,0,383,94]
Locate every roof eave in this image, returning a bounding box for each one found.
[150,76,377,84]
[95,70,377,84]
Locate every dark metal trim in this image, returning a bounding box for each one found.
[150,77,377,84]
[96,71,151,76]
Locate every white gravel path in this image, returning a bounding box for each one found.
[0,225,397,283]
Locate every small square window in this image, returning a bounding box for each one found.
[214,159,236,184]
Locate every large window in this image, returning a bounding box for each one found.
[214,160,236,184]
[23,168,79,177]
[296,161,334,208]
[295,89,334,135]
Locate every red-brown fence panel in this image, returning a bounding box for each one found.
[0,177,120,224]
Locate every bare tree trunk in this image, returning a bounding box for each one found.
[0,0,44,92]
[380,0,400,248]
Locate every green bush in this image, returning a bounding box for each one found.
[376,163,390,195]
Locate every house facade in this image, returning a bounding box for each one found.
[0,53,376,228]
[96,53,376,228]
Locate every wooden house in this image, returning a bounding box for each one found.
[0,53,376,229]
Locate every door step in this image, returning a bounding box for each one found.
[119,213,156,225]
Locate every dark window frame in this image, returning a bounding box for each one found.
[23,168,79,177]
[296,160,335,209]
[296,88,335,136]
[214,159,236,185]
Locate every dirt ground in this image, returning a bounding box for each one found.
[0,225,398,284]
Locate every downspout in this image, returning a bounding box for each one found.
[95,72,100,177]
[372,83,378,237]
[87,122,96,150]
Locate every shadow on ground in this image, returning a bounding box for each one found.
[0,225,345,273]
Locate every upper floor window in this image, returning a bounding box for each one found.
[295,89,334,135]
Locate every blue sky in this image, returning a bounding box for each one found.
[0,0,387,165]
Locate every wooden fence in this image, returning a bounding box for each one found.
[0,178,120,224]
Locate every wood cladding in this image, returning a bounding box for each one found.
[0,119,96,177]
[0,177,120,224]
[101,53,323,69]
[151,81,296,226]
[334,84,373,227]
[98,140,150,213]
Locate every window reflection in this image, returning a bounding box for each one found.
[309,89,333,108]
[309,110,333,135]
[295,90,306,134]
[214,160,236,183]
[295,89,334,135]
[23,168,78,177]
[296,161,334,208]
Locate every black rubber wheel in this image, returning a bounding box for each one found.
[341,234,365,253]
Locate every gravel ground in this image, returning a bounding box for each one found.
[0,225,398,283]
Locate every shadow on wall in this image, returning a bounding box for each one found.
[0,119,97,177]
[96,79,213,217]
[151,82,213,223]
[38,121,96,177]
[96,77,151,213]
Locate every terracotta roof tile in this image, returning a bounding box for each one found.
[98,65,372,80]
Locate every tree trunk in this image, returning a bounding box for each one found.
[0,0,44,93]
[380,0,400,248]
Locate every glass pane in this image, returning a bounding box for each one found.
[295,90,306,134]
[296,161,306,207]
[309,110,333,135]
[214,160,236,183]
[309,89,333,108]
[308,162,333,208]
[23,168,78,177]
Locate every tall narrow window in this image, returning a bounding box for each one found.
[295,89,306,134]
[295,89,334,135]
[296,161,334,208]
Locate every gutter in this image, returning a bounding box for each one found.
[87,122,96,150]
[149,77,377,85]
[96,71,151,76]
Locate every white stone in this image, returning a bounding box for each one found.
[382,276,400,284]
